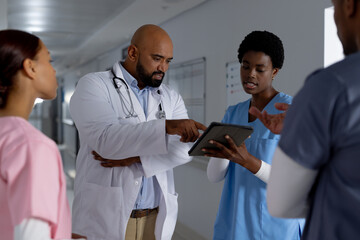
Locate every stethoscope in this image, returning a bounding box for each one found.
[111,67,166,119]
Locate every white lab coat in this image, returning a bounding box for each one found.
[69,62,192,240]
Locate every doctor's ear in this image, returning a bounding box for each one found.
[22,58,37,79]
[127,45,139,62]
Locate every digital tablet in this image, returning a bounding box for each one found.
[188,122,254,156]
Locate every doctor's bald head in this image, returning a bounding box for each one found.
[124,24,173,89]
[131,24,172,49]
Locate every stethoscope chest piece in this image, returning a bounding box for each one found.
[156,96,166,119]
[156,110,166,119]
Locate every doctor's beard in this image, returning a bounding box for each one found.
[136,60,165,88]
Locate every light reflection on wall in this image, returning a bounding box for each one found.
[324,7,344,68]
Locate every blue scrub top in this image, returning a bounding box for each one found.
[213,92,305,240]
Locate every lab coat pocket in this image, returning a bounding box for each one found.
[79,183,124,239]
[166,191,178,212]
[157,192,179,240]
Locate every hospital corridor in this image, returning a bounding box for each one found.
[1,0,357,239]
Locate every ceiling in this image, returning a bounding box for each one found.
[4,0,207,75]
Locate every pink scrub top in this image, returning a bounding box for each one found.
[0,117,71,240]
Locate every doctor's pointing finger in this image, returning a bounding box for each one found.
[166,119,207,142]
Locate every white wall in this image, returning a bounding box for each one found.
[0,0,7,29]
[61,0,332,239]
[162,0,330,125]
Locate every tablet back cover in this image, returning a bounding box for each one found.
[188,122,253,156]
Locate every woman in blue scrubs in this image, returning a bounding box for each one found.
[205,31,304,240]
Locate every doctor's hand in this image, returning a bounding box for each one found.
[92,151,140,168]
[202,135,261,174]
[249,102,290,135]
[165,119,207,142]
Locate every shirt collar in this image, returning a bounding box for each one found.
[119,62,138,89]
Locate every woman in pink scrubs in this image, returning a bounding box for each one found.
[0,30,71,239]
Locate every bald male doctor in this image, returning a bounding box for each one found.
[70,24,206,240]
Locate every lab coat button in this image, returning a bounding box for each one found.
[135,181,139,185]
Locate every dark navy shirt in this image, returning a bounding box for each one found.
[279,52,360,240]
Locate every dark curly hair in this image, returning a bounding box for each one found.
[237,31,284,69]
[0,29,40,108]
